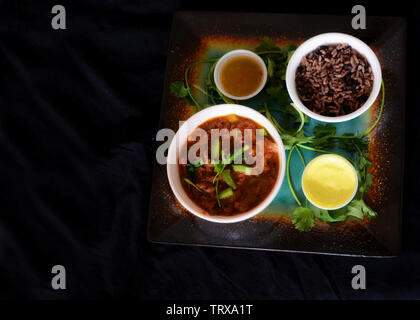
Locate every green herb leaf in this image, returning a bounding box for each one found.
[357,153,373,196]
[183,178,203,193]
[254,37,278,53]
[312,124,337,149]
[170,81,188,97]
[358,153,372,171]
[313,123,336,137]
[359,173,373,195]
[170,81,195,105]
[338,133,369,153]
[219,187,234,200]
[281,131,312,150]
[346,199,377,219]
[292,207,315,232]
[221,170,237,189]
[286,49,295,63]
[266,85,289,106]
[212,163,224,184]
[232,164,253,175]
[316,209,347,223]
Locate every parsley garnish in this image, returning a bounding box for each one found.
[292,207,315,232]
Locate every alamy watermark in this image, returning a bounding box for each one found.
[351,5,366,30]
[351,265,366,290]
[51,5,66,30]
[51,265,66,290]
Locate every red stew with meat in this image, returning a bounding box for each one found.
[178,114,279,216]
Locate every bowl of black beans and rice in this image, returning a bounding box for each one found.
[286,33,382,123]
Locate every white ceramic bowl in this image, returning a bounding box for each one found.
[286,32,382,123]
[214,49,267,100]
[167,104,286,223]
[301,154,358,210]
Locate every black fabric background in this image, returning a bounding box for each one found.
[0,0,419,299]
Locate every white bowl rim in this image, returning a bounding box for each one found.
[286,32,382,123]
[301,153,358,211]
[166,104,286,223]
[214,49,268,100]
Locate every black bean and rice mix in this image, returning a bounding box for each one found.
[295,44,374,116]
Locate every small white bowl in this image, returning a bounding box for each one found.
[301,154,358,211]
[166,104,286,223]
[286,32,382,123]
[214,49,267,100]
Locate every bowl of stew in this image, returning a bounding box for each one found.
[167,104,286,223]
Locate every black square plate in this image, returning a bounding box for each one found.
[147,11,406,257]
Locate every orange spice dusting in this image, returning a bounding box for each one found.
[199,35,302,51]
[365,88,390,221]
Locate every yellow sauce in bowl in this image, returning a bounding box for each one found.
[302,154,358,209]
